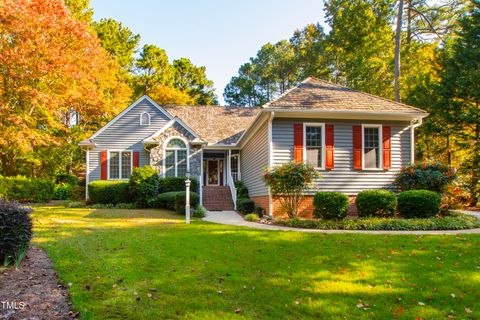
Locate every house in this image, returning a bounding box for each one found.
[79,77,428,217]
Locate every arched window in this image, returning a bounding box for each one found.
[140,112,150,126]
[163,137,189,177]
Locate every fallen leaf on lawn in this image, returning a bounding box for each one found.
[235,308,241,314]
[418,301,425,306]
[465,307,472,314]
[295,300,300,305]
[147,293,152,298]
[451,293,456,298]
[217,290,223,294]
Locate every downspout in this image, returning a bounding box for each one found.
[410,118,422,164]
[268,111,275,217]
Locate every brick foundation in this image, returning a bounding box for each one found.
[250,195,270,215]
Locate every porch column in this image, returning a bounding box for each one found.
[227,150,232,185]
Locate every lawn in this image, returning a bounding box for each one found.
[32,205,480,319]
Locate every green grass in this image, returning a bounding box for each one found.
[32,205,480,319]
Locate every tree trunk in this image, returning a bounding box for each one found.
[394,0,404,102]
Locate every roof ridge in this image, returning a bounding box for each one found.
[304,77,427,114]
[162,104,261,109]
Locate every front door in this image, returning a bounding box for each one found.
[207,160,219,186]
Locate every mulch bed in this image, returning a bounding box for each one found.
[0,247,78,320]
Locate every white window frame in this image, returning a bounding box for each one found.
[162,136,190,177]
[303,123,325,170]
[107,150,133,180]
[361,124,383,171]
[139,112,151,126]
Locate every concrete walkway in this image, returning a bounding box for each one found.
[203,210,480,235]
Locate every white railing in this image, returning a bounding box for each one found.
[231,172,239,183]
[227,174,237,210]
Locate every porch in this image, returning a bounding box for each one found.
[201,150,240,211]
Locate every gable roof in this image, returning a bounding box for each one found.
[263,77,428,115]
[162,105,261,145]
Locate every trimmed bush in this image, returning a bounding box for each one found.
[175,192,199,214]
[395,162,456,193]
[67,201,84,208]
[54,183,73,200]
[55,174,79,186]
[235,181,249,199]
[237,198,255,214]
[193,205,207,218]
[0,200,32,265]
[245,213,260,222]
[355,190,397,217]
[129,166,159,207]
[0,176,55,203]
[158,177,199,194]
[88,181,131,205]
[150,191,178,210]
[71,184,85,201]
[398,190,441,218]
[313,191,349,220]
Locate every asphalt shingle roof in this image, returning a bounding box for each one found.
[263,77,428,114]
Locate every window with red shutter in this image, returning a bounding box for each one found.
[293,124,303,162]
[325,124,334,169]
[382,126,391,169]
[100,150,108,180]
[352,126,362,170]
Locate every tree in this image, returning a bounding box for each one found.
[432,0,480,203]
[92,18,140,71]
[64,0,93,23]
[148,86,194,105]
[133,44,173,96]
[0,0,131,176]
[172,58,217,105]
[394,0,405,102]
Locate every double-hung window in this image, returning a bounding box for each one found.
[109,151,132,179]
[304,123,324,169]
[363,125,382,169]
[164,138,189,177]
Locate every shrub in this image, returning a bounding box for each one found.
[235,181,249,199]
[313,191,349,220]
[355,190,397,217]
[0,176,55,203]
[398,190,441,218]
[0,200,32,266]
[88,181,131,205]
[280,213,480,231]
[67,201,84,208]
[158,177,199,194]
[88,203,114,209]
[54,183,73,200]
[129,166,159,207]
[264,161,320,218]
[193,205,208,218]
[254,206,265,217]
[237,198,255,214]
[395,162,456,194]
[150,191,178,210]
[114,203,137,209]
[245,213,260,222]
[71,184,85,201]
[175,191,199,214]
[55,174,79,186]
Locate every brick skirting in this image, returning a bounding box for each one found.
[250,195,357,218]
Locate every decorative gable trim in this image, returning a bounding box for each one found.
[143,117,205,145]
[88,95,174,141]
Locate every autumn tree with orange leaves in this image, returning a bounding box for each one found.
[0,0,131,176]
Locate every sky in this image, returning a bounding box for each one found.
[90,0,327,105]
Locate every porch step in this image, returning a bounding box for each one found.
[202,186,235,211]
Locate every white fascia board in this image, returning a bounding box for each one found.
[142,117,204,145]
[270,109,428,121]
[235,111,271,148]
[88,95,174,140]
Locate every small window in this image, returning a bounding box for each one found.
[363,126,381,169]
[164,138,189,177]
[140,112,150,126]
[304,124,324,168]
[109,151,132,179]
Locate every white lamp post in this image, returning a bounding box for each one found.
[185,171,191,224]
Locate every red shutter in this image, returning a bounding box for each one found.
[100,150,108,180]
[133,151,140,168]
[353,125,362,170]
[382,126,391,169]
[293,123,304,162]
[325,124,334,169]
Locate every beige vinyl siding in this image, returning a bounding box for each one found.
[88,98,171,181]
[240,121,269,196]
[272,119,411,195]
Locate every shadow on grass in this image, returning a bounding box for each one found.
[31,206,480,319]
